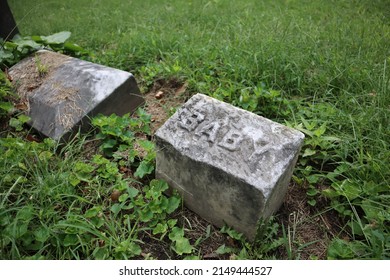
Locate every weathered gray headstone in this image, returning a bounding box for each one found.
[0,0,19,40]
[9,50,144,141]
[155,94,304,240]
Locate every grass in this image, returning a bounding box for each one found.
[2,0,390,259]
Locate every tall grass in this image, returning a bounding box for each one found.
[7,0,390,259]
[9,0,389,96]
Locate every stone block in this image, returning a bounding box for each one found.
[9,50,144,141]
[155,94,304,240]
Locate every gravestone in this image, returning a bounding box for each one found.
[8,50,144,141]
[155,94,304,240]
[0,0,19,40]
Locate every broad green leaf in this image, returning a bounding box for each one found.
[166,196,181,214]
[301,117,316,130]
[30,35,42,42]
[292,175,303,185]
[93,247,109,260]
[173,236,194,255]
[34,226,50,243]
[135,107,151,122]
[115,240,142,257]
[8,222,29,238]
[216,244,235,255]
[73,161,95,173]
[23,254,46,260]
[302,148,316,157]
[110,203,122,215]
[322,188,338,199]
[69,175,80,187]
[362,181,389,195]
[134,160,154,178]
[16,206,34,221]
[340,180,362,200]
[64,42,85,52]
[18,114,31,123]
[102,138,117,149]
[0,49,14,61]
[306,188,319,196]
[84,206,101,218]
[127,187,139,198]
[327,239,366,260]
[220,226,243,240]
[9,117,23,131]
[314,122,327,137]
[38,151,53,161]
[41,31,71,45]
[0,214,11,227]
[348,221,364,236]
[183,255,200,260]
[167,219,177,228]
[127,242,142,256]
[63,234,79,246]
[119,193,129,202]
[90,217,104,228]
[0,101,14,113]
[149,179,169,193]
[14,38,41,49]
[21,232,34,248]
[139,209,153,222]
[168,227,184,241]
[4,41,18,50]
[153,223,168,235]
[361,200,379,221]
[307,199,317,206]
[137,139,155,151]
[306,174,320,184]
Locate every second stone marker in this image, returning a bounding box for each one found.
[155,93,304,240]
[9,50,144,141]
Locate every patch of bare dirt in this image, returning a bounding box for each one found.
[143,78,190,134]
[277,182,344,259]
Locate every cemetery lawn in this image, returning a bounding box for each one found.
[1,0,389,259]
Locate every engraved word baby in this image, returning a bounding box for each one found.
[178,107,269,155]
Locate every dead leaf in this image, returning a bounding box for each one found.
[155,90,164,99]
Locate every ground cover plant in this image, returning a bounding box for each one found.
[1,0,389,259]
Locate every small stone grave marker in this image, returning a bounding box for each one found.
[9,50,144,141]
[155,93,304,240]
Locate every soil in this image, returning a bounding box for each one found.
[143,78,190,134]
[276,182,343,259]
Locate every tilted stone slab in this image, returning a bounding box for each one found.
[155,94,304,240]
[9,50,144,141]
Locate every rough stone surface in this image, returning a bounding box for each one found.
[155,93,304,240]
[9,50,144,141]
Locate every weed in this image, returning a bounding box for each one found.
[34,54,48,76]
[91,108,154,179]
[0,114,186,260]
[1,31,88,69]
[0,71,14,126]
